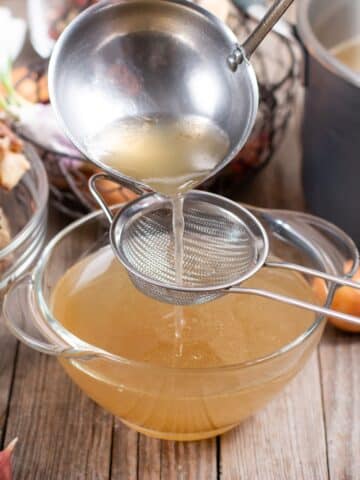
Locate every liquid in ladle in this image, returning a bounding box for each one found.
[85,114,230,196]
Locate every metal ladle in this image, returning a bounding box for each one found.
[49,0,294,191]
[49,0,360,327]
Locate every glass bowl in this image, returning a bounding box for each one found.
[3,204,358,441]
[0,143,48,301]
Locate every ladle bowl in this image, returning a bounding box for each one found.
[49,0,291,189]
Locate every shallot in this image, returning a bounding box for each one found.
[0,439,17,480]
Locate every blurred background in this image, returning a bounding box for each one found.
[1,0,359,239]
[0,0,304,218]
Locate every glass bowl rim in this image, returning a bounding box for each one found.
[0,143,49,259]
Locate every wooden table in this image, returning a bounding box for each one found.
[1,104,359,479]
[1,1,359,478]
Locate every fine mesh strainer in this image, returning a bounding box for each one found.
[90,174,360,327]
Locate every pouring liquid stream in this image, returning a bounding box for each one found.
[86,114,230,361]
[172,195,185,359]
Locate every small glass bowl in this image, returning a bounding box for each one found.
[3,204,357,441]
[0,143,48,301]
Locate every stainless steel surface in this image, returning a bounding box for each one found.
[242,0,294,55]
[49,0,259,189]
[232,0,295,41]
[228,0,294,70]
[266,260,360,289]
[229,286,360,328]
[89,174,115,224]
[92,184,360,325]
[297,0,360,244]
[111,190,269,304]
[89,173,146,225]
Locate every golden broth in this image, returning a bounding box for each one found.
[331,36,360,73]
[85,115,229,196]
[51,247,321,440]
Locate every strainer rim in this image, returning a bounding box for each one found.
[110,190,270,294]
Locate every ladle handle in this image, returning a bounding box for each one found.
[228,286,360,327]
[228,0,294,70]
[242,0,294,57]
[266,261,360,291]
[233,0,295,41]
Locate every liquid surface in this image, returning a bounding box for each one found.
[331,36,360,73]
[52,247,317,368]
[85,115,230,196]
[51,247,322,440]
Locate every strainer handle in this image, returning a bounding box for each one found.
[89,173,146,224]
[228,286,360,327]
[265,261,360,291]
[89,173,115,223]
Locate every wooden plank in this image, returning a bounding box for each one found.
[129,418,218,479]
[110,420,138,479]
[0,323,17,446]
[161,439,217,480]
[319,326,360,480]
[112,426,218,480]
[220,353,329,480]
[4,347,113,479]
[138,435,161,480]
